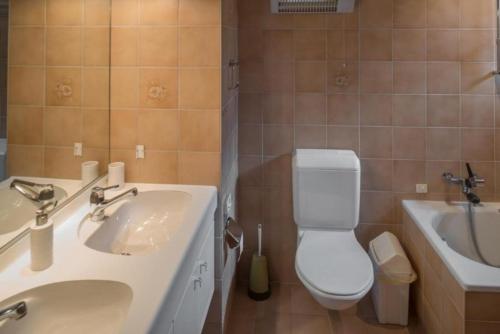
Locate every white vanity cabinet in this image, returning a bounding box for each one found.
[173,224,215,334]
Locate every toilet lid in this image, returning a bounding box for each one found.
[296,230,373,296]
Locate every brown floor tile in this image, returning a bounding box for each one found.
[290,284,329,316]
[291,314,332,334]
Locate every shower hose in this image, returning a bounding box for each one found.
[466,203,500,268]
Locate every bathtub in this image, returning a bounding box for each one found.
[403,200,500,292]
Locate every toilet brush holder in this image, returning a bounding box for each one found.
[248,224,271,301]
[248,253,271,300]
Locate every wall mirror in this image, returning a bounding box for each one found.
[0,0,111,250]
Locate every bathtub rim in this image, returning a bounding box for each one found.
[403,200,500,292]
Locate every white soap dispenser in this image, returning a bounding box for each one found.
[30,201,57,271]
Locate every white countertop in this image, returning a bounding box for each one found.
[0,181,217,334]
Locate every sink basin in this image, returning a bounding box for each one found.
[81,190,192,256]
[0,280,132,334]
[0,186,67,235]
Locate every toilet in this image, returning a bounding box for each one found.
[292,149,374,310]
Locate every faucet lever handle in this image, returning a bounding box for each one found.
[90,185,120,204]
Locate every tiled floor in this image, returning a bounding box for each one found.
[226,283,423,334]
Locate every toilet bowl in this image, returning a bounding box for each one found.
[292,149,373,310]
[295,230,373,310]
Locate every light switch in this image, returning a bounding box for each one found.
[136,145,145,159]
[74,142,82,156]
[416,184,428,194]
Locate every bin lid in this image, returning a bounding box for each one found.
[369,232,417,284]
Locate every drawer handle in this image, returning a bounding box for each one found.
[199,261,208,274]
[194,277,202,290]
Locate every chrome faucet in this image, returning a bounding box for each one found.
[89,185,138,222]
[0,301,27,323]
[443,163,485,204]
[10,179,54,202]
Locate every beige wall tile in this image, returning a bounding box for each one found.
[393,127,426,160]
[46,27,82,66]
[10,0,45,25]
[180,27,221,67]
[394,62,426,94]
[360,62,393,94]
[427,30,459,61]
[427,95,460,127]
[43,147,81,179]
[294,30,326,61]
[137,109,179,150]
[360,95,392,126]
[461,62,495,95]
[327,94,359,125]
[140,0,178,25]
[139,27,178,66]
[9,27,44,66]
[7,145,44,177]
[111,0,139,25]
[295,94,326,125]
[179,0,220,26]
[180,109,220,152]
[427,62,460,94]
[85,0,110,25]
[426,128,461,160]
[460,30,495,62]
[360,127,392,159]
[141,151,178,184]
[460,0,495,28]
[7,106,43,145]
[44,108,82,146]
[360,30,392,61]
[392,95,426,126]
[179,68,220,109]
[46,0,82,25]
[393,29,426,61]
[178,152,220,186]
[8,67,45,106]
[295,62,326,93]
[427,0,459,28]
[360,0,393,28]
[394,0,426,28]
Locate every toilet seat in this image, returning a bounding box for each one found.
[296,230,373,297]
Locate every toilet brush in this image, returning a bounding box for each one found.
[248,224,271,300]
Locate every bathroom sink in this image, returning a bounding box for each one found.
[81,190,192,255]
[0,186,67,235]
[0,280,132,334]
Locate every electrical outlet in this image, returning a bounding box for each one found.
[416,184,428,194]
[74,142,82,156]
[136,145,145,159]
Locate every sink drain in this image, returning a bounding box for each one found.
[120,252,132,256]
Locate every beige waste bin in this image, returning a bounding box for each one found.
[368,232,417,326]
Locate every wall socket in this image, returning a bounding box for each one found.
[416,184,428,194]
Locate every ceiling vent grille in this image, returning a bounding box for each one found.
[271,0,355,14]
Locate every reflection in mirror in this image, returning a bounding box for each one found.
[0,0,110,249]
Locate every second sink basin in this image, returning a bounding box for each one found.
[0,280,132,334]
[81,190,192,256]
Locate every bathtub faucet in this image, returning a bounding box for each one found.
[442,163,484,205]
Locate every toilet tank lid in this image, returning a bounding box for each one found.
[293,149,360,171]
